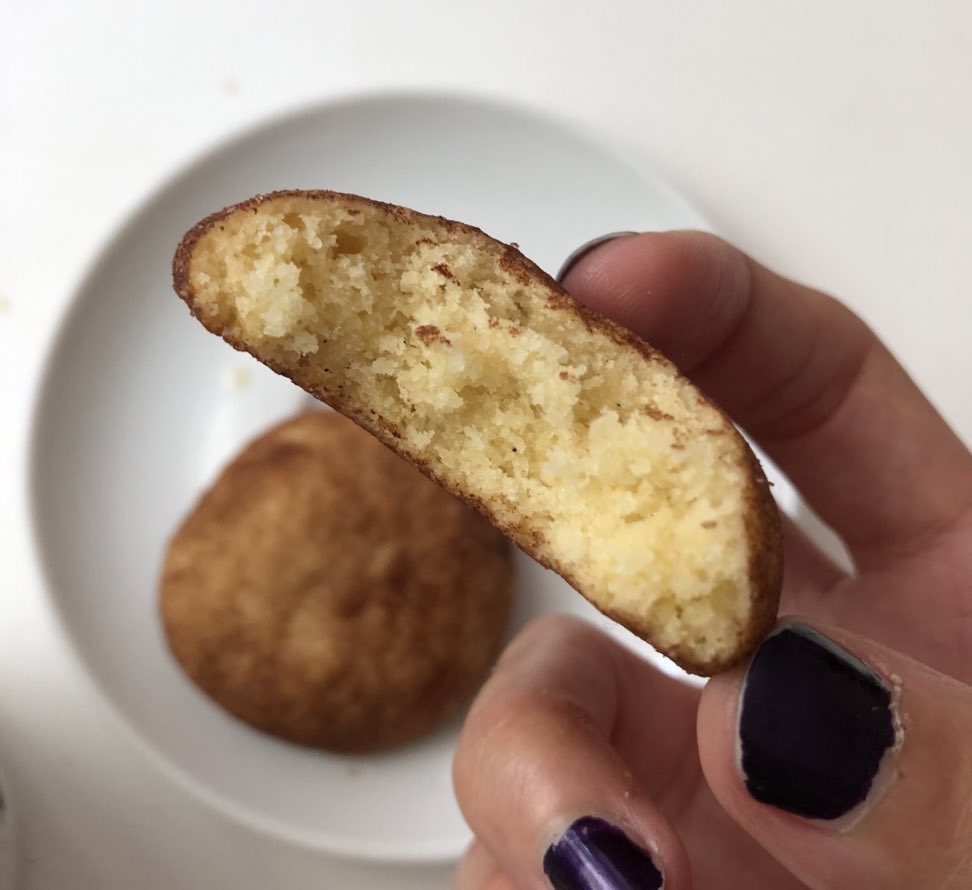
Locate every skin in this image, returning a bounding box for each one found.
[451,232,972,889]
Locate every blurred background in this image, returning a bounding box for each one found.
[1,2,969,888]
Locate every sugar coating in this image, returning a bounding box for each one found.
[161,411,512,751]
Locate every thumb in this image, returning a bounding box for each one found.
[698,619,972,888]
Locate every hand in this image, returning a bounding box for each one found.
[451,232,972,889]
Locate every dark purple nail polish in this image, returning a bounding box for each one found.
[556,232,639,283]
[739,623,897,820]
[543,816,663,890]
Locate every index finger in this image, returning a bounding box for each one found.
[561,232,972,568]
[453,616,694,890]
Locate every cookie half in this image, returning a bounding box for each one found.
[173,191,782,674]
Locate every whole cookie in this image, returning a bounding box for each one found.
[160,411,513,752]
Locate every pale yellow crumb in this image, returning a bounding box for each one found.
[220,366,251,392]
[178,192,782,672]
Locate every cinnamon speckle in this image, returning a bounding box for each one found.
[415,324,450,346]
[431,263,456,282]
[498,249,531,284]
[377,417,403,439]
[641,405,674,422]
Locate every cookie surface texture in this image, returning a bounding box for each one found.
[161,411,514,752]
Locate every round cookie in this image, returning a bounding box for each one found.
[160,411,513,752]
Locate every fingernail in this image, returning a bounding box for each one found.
[556,232,639,283]
[543,816,663,890]
[738,622,897,820]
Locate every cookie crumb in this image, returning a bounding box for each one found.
[221,365,251,391]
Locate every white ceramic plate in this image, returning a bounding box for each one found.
[30,92,795,865]
[0,769,15,890]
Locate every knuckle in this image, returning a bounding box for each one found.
[453,686,526,797]
[492,614,606,675]
[452,687,546,811]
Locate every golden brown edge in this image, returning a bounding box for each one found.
[172,189,783,676]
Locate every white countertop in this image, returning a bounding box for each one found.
[2,2,970,887]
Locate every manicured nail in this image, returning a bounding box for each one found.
[543,816,663,890]
[556,232,639,283]
[738,622,897,820]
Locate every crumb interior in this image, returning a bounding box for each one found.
[188,195,754,667]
